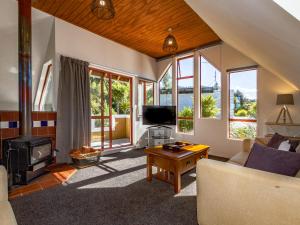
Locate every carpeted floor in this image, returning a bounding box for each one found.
[11,149,200,225]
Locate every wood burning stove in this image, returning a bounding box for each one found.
[2,136,53,186]
[0,0,55,187]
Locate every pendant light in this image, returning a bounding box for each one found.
[162,28,178,53]
[91,0,115,20]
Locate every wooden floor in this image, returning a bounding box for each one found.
[9,164,77,200]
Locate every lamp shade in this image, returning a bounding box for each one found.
[162,28,178,53]
[91,0,115,20]
[276,94,294,105]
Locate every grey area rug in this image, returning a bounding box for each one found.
[11,149,199,225]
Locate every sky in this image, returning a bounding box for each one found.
[176,56,257,100]
[177,56,222,88]
[230,70,257,100]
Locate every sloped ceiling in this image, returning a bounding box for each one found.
[32,0,221,59]
[185,0,300,90]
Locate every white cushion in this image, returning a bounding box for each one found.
[296,144,300,153]
[278,140,291,151]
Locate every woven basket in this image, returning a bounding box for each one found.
[70,147,102,167]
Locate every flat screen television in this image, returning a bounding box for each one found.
[142,106,176,125]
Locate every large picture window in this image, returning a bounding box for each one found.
[177,56,194,134]
[229,69,257,139]
[200,56,221,119]
[159,65,173,106]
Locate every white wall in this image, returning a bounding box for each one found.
[54,18,158,146]
[185,0,300,89]
[54,18,157,81]
[1,1,299,155]
[158,43,300,158]
[0,0,55,110]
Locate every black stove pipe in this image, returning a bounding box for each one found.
[18,0,32,136]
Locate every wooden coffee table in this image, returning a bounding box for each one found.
[145,144,209,193]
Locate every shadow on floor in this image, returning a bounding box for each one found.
[11,149,198,225]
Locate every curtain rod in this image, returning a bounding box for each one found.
[58,54,157,82]
[226,65,259,73]
[156,40,223,62]
[89,63,156,83]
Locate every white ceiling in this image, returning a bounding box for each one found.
[185,0,300,90]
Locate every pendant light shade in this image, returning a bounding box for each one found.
[91,0,115,20]
[162,28,178,53]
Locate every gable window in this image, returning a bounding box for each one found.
[159,64,173,106]
[229,68,257,139]
[34,61,53,111]
[200,56,221,119]
[177,56,194,134]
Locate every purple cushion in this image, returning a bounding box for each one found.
[267,133,287,149]
[244,143,300,177]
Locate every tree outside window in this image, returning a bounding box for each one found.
[229,69,257,139]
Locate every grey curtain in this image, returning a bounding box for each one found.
[56,56,91,163]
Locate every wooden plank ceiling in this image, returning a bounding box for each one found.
[32,0,221,59]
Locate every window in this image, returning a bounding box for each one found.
[200,56,221,118]
[145,82,154,105]
[90,69,132,149]
[34,61,53,111]
[229,69,257,139]
[177,56,194,134]
[138,80,154,116]
[159,65,173,106]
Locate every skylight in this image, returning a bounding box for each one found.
[273,0,300,21]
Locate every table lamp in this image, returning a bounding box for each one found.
[275,94,294,124]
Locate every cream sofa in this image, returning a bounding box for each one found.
[227,137,268,166]
[196,138,300,225]
[227,137,300,177]
[0,166,18,225]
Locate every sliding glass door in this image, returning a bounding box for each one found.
[90,69,133,149]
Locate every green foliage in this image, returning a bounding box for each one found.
[179,107,193,117]
[178,120,193,133]
[201,95,219,118]
[178,107,193,133]
[234,90,246,112]
[233,89,257,119]
[90,76,102,116]
[235,109,248,117]
[248,102,257,118]
[146,88,153,105]
[112,81,130,114]
[119,101,130,114]
[90,76,130,116]
[230,125,256,139]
